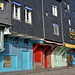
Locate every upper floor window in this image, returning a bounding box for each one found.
[69,27,71,32]
[53,24,59,35]
[72,29,74,33]
[13,37,18,44]
[68,18,71,25]
[24,6,32,24]
[64,1,66,6]
[0,3,4,10]
[52,5,57,17]
[13,1,21,20]
[24,39,28,45]
[67,3,70,12]
[65,8,67,12]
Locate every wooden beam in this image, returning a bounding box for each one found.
[42,46,50,55]
[33,43,39,53]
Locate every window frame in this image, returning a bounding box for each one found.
[24,39,28,45]
[67,3,70,12]
[4,56,11,67]
[13,2,21,20]
[13,37,18,44]
[52,5,57,17]
[24,6,32,24]
[0,2,4,10]
[68,18,71,25]
[53,24,59,35]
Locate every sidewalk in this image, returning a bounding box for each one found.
[0,66,74,75]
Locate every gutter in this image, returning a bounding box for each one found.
[42,0,45,39]
[60,2,64,44]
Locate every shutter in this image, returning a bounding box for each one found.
[25,9,27,22]
[29,11,32,24]
[13,4,16,18]
[52,6,54,15]
[18,7,20,20]
[55,6,57,16]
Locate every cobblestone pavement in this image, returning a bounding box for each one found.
[26,67,75,75]
[0,67,75,75]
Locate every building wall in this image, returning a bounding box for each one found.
[0,36,34,72]
[62,0,75,44]
[43,0,62,42]
[0,0,11,24]
[11,0,43,38]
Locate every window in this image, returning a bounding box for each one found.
[0,3,4,10]
[46,11,48,16]
[13,1,21,20]
[64,1,66,6]
[72,29,74,33]
[67,3,70,12]
[69,27,71,32]
[4,35,7,42]
[65,8,67,12]
[4,56,11,67]
[53,24,59,35]
[52,5,57,16]
[25,6,32,24]
[24,39,28,45]
[13,37,18,44]
[68,18,71,25]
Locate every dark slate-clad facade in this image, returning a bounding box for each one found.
[43,0,62,42]
[0,0,11,24]
[61,0,75,44]
[11,0,43,38]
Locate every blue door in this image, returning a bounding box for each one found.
[22,50,29,70]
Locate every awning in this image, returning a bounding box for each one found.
[13,1,21,6]
[64,43,75,49]
[25,6,32,11]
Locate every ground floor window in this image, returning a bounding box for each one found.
[4,56,11,67]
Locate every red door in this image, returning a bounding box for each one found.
[45,51,48,68]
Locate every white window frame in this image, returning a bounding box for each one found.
[68,18,71,25]
[69,27,71,32]
[13,4,21,20]
[53,24,59,35]
[65,8,67,12]
[52,5,57,17]
[64,1,66,6]
[72,29,74,33]
[25,7,32,24]
[0,3,4,10]
[67,3,70,12]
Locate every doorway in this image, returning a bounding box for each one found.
[22,50,29,70]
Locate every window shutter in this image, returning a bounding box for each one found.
[55,6,57,16]
[13,4,16,18]
[52,6,54,15]
[25,9,27,22]
[18,7,20,20]
[29,11,32,23]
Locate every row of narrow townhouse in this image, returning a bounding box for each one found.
[0,0,75,72]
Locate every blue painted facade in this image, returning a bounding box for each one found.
[67,50,75,65]
[0,35,43,72]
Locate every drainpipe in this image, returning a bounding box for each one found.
[60,2,64,45]
[42,0,45,39]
